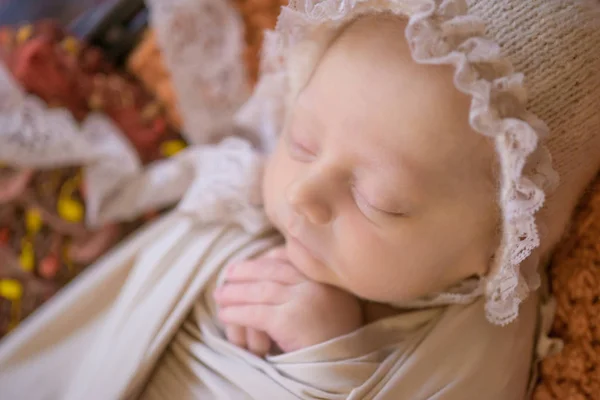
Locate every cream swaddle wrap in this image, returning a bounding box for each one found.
[0,137,537,400]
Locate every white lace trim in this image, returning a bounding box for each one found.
[392,276,484,309]
[0,0,263,232]
[234,34,288,154]
[0,61,142,227]
[237,0,559,325]
[177,138,270,233]
[147,0,249,145]
[95,137,269,233]
[0,55,265,234]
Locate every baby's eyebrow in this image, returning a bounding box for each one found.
[291,104,321,129]
[356,154,423,192]
[295,91,337,127]
[359,142,424,178]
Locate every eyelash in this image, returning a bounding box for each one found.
[351,186,403,218]
[286,131,315,161]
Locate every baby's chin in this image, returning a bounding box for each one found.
[283,235,424,305]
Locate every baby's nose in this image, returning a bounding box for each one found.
[286,178,332,225]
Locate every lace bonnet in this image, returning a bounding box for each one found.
[236,0,600,325]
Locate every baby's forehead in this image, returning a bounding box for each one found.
[300,15,492,171]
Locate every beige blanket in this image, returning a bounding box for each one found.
[0,210,538,400]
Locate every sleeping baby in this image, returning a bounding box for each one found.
[216,13,502,357]
[0,0,598,399]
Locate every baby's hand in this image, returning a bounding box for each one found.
[221,324,272,358]
[215,248,363,354]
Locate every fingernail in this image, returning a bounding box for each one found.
[227,263,237,275]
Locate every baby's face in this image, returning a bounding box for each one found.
[263,17,499,304]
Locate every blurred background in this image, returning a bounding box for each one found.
[0,0,280,339]
[0,0,116,26]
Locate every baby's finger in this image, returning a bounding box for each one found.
[226,259,303,285]
[246,329,271,357]
[218,305,273,334]
[215,281,288,306]
[225,324,247,349]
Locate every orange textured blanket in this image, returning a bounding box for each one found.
[534,174,600,400]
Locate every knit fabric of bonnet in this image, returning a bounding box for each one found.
[239,0,600,326]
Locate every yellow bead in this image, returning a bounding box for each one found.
[57,197,84,223]
[16,25,33,44]
[61,36,79,55]
[19,240,35,272]
[160,139,186,157]
[0,279,23,301]
[25,208,43,233]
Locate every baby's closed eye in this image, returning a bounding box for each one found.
[351,185,408,218]
[285,125,319,162]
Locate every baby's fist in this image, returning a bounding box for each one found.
[215,248,363,353]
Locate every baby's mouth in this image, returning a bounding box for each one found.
[282,212,325,264]
[286,232,324,265]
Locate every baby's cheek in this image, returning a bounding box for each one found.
[262,146,288,225]
[333,220,406,301]
[333,217,447,303]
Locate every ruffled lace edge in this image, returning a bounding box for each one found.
[0,0,264,231]
[147,0,250,145]
[238,0,559,325]
[0,57,269,232]
[0,61,145,226]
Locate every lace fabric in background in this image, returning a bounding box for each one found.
[0,0,251,337]
[0,21,174,336]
